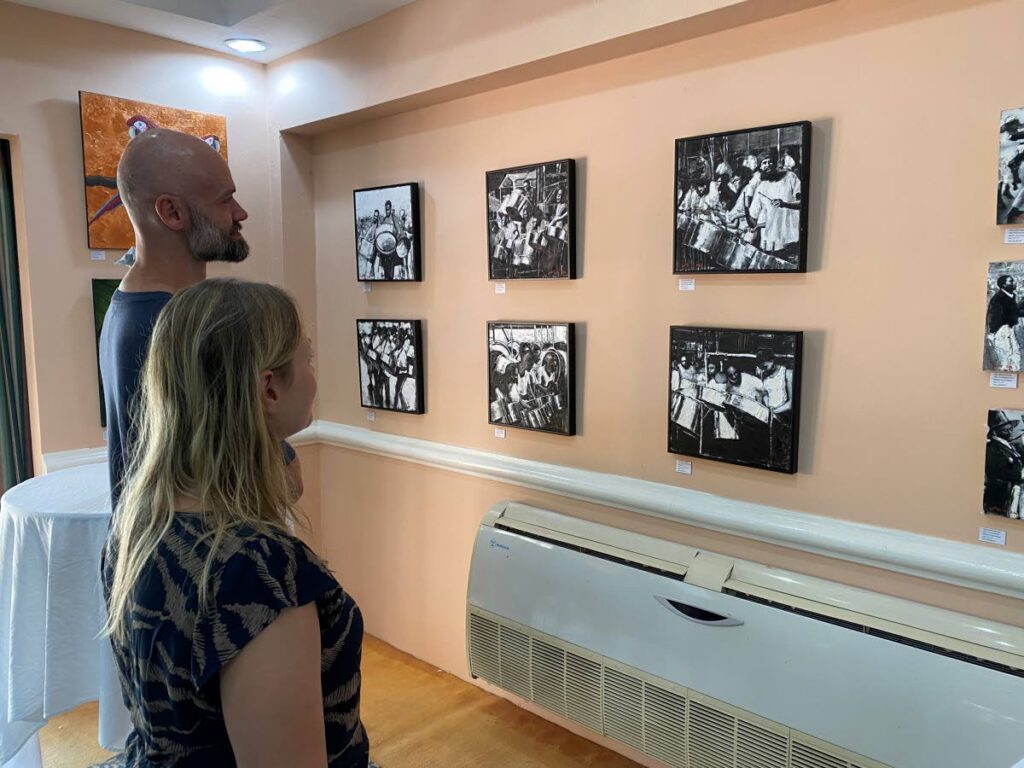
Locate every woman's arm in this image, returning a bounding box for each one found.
[221,602,327,768]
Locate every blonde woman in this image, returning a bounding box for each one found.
[103,278,369,767]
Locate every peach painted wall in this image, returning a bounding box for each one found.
[0,1,274,468]
[308,0,1024,681]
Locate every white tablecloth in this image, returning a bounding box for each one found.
[0,463,131,767]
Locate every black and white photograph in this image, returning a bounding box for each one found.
[674,121,810,273]
[354,182,420,281]
[488,321,575,436]
[984,261,1024,371]
[356,319,424,413]
[668,326,802,473]
[984,409,1024,519]
[999,107,1024,225]
[486,159,575,280]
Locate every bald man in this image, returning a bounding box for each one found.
[99,129,300,508]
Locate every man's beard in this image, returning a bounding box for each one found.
[187,205,249,263]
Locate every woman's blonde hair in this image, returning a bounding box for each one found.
[104,278,305,641]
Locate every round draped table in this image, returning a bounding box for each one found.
[0,463,131,768]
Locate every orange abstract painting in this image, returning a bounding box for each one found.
[79,91,228,250]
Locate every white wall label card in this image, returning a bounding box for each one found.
[678,278,696,292]
[675,459,692,475]
[1004,229,1024,245]
[494,282,506,295]
[494,427,506,438]
[366,410,376,422]
[989,372,1018,389]
[979,527,1006,546]
[90,250,106,261]
[361,283,372,293]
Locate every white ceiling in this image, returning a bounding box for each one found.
[8,0,415,62]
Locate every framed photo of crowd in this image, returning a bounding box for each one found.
[353,182,421,281]
[674,121,811,274]
[488,321,575,436]
[668,326,802,473]
[486,159,576,280]
[356,319,424,414]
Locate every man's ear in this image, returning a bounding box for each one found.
[259,370,279,414]
[154,194,188,232]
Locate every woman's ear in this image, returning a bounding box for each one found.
[259,369,279,414]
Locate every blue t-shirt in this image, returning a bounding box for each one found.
[99,289,173,507]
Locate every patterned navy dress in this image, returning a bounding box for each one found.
[106,515,369,767]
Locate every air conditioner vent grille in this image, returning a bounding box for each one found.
[467,613,500,685]
[688,699,736,768]
[498,625,531,700]
[566,652,603,732]
[467,607,890,768]
[791,740,848,768]
[737,719,788,768]
[602,667,644,749]
[643,683,687,768]
[530,638,566,716]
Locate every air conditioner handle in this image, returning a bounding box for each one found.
[657,596,744,627]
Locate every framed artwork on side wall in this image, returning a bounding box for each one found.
[79,90,228,250]
[356,319,424,414]
[353,182,421,281]
[984,409,1024,519]
[669,326,802,473]
[674,121,811,274]
[488,321,575,436]
[999,107,1024,225]
[486,159,576,280]
[984,261,1024,372]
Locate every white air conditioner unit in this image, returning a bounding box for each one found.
[466,502,1024,768]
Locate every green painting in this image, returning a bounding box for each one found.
[91,279,120,427]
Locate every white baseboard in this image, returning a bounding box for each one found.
[303,420,1024,600]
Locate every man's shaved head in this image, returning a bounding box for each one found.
[117,129,223,219]
[116,128,248,263]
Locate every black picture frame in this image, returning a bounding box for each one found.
[355,319,425,414]
[668,326,802,474]
[353,182,422,282]
[486,159,576,280]
[487,321,576,436]
[984,409,1024,518]
[673,121,811,274]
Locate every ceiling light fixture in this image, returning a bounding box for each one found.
[225,38,268,54]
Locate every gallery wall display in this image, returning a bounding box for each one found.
[353,182,421,281]
[79,91,228,250]
[488,321,575,436]
[486,159,576,280]
[356,320,424,414]
[984,409,1024,518]
[91,278,120,427]
[668,326,802,473]
[674,121,811,274]
[984,261,1024,371]
[998,107,1024,225]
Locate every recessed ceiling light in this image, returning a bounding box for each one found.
[225,38,268,54]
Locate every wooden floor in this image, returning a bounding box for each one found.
[39,635,639,768]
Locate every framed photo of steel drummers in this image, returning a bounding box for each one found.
[356,319,424,414]
[353,182,421,281]
[668,326,802,473]
[486,159,576,280]
[488,321,575,436]
[674,121,811,274]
